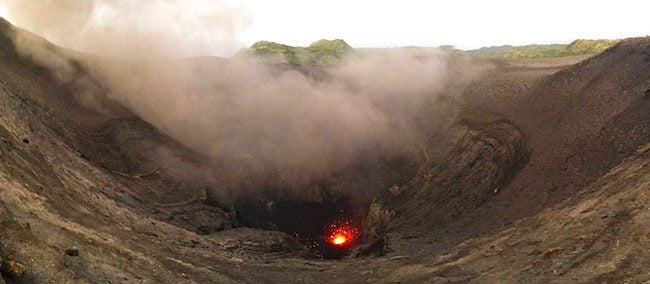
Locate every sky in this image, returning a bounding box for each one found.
[240,0,650,49]
[0,0,649,56]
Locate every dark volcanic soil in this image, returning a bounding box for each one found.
[1,18,649,283]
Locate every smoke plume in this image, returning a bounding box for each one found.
[0,0,251,57]
[1,2,465,203]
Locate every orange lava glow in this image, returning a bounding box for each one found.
[331,234,348,246]
[325,219,360,247]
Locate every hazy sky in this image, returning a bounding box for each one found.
[240,0,650,49]
[1,0,649,56]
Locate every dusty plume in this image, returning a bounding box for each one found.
[0,0,251,57]
[1,4,465,202]
[88,52,456,200]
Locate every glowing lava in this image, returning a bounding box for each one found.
[325,219,360,247]
[331,234,348,246]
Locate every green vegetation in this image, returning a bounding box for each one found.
[307,39,353,64]
[464,39,619,58]
[242,39,353,64]
[240,38,619,63]
[248,41,301,63]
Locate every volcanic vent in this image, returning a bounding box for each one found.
[230,151,421,258]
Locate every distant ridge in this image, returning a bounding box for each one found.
[239,37,619,63]
[464,39,620,58]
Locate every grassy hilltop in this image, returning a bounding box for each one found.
[241,39,353,64]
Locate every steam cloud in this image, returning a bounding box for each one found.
[2,2,464,203]
[0,0,251,57]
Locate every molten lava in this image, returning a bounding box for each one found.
[325,219,360,247]
[331,234,348,246]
